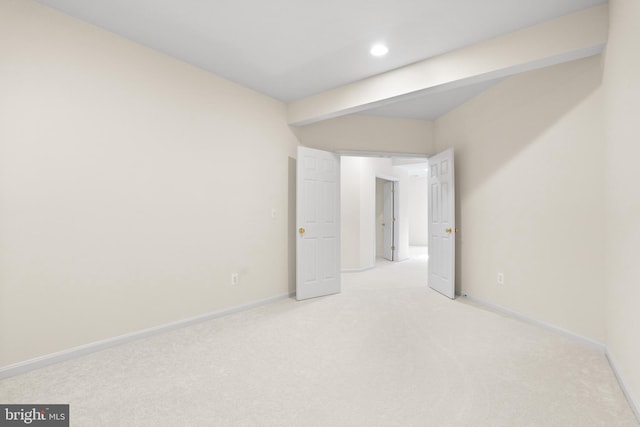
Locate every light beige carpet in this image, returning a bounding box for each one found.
[1,251,637,426]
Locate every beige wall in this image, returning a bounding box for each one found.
[603,0,640,413]
[0,0,297,367]
[434,55,606,342]
[292,115,433,155]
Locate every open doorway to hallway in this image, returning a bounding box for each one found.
[340,155,429,272]
[406,165,429,263]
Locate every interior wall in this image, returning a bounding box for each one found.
[602,0,640,413]
[409,175,429,246]
[390,166,411,262]
[340,157,366,270]
[292,115,434,155]
[375,179,385,257]
[0,0,298,367]
[434,55,606,342]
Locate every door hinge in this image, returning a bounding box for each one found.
[391,246,396,251]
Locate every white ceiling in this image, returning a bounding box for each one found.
[35,0,606,119]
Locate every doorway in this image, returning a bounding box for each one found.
[375,177,398,261]
[339,155,428,272]
[296,147,454,301]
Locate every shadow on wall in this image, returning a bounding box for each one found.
[435,57,604,297]
[447,56,604,196]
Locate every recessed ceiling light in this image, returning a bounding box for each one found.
[370,43,389,57]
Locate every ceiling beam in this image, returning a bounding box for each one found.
[287,4,608,126]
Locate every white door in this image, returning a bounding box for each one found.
[383,181,394,261]
[296,146,341,300]
[428,148,456,299]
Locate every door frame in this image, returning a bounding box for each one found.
[333,150,429,272]
[374,175,400,263]
[295,148,435,296]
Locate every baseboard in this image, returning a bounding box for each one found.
[461,292,605,351]
[462,293,639,422]
[0,292,292,380]
[342,265,375,273]
[605,349,640,423]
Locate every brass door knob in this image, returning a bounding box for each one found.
[445,228,452,233]
[299,227,305,234]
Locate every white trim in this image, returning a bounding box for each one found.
[342,265,375,273]
[375,174,399,182]
[461,293,605,351]
[336,150,428,159]
[605,349,640,423]
[0,292,292,380]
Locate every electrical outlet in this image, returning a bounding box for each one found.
[231,273,239,285]
[497,272,504,285]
